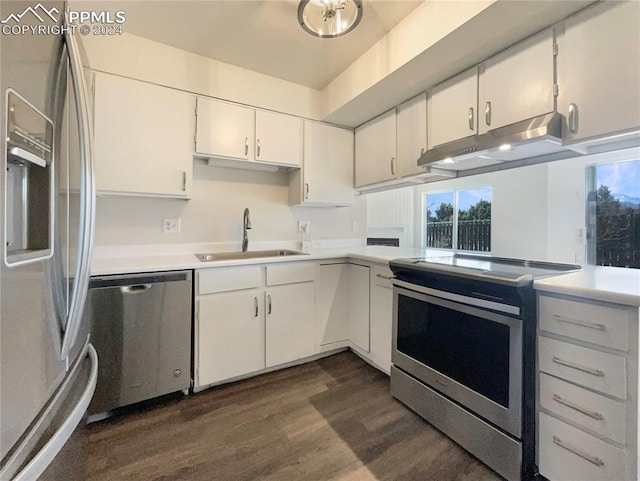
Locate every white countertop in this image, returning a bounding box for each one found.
[91,243,436,276]
[534,266,640,307]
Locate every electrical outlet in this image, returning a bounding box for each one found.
[352,220,359,233]
[298,220,310,233]
[163,218,181,234]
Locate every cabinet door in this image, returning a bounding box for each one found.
[255,110,302,167]
[197,291,265,386]
[195,98,254,160]
[479,29,555,134]
[559,2,640,142]
[369,266,393,374]
[397,94,427,178]
[93,73,194,197]
[315,263,350,347]
[265,283,315,367]
[348,264,370,352]
[355,110,397,187]
[301,121,354,206]
[428,68,478,148]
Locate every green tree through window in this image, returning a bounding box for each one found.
[425,188,492,251]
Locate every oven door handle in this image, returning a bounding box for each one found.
[392,279,520,316]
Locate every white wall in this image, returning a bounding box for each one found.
[413,164,550,260]
[94,162,366,248]
[80,32,323,120]
[546,147,640,265]
[366,187,415,247]
[364,147,640,264]
[81,32,365,249]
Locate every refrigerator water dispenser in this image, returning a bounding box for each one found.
[4,89,54,266]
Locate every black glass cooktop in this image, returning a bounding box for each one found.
[391,254,581,285]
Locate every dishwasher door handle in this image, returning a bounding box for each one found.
[120,284,153,294]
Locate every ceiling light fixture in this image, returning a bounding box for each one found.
[298,0,363,38]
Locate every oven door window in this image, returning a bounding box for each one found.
[396,293,511,408]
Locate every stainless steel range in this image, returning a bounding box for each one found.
[389,254,580,481]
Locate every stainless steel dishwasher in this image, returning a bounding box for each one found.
[85,271,192,418]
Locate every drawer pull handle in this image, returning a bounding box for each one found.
[552,356,605,377]
[376,274,393,280]
[254,296,259,317]
[553,314,605,331]
[553,436,604,467]
[552,394,605,420]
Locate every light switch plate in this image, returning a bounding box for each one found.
[163,218,181,234]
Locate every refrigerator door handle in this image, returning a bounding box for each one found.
[60,14,96,361]
[9,344,98,481]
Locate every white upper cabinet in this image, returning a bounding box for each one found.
[428,68,478,147]
[290,121,354,206]
[93,72,194,198]
[195,98,302,167]
[397,93,427,178]
[355,109,397,187]
[558,1,640,143]
[478,29,555,134]
[255,110,303,167]
[195,98,254,160]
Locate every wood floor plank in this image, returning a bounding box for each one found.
[74,351,504,481]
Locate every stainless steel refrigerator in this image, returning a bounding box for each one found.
[0,2,97,480]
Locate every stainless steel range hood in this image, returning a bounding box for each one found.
[418,112,565,172]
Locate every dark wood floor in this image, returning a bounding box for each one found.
[78,352,503,481]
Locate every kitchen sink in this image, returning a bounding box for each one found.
[195,249,309,262]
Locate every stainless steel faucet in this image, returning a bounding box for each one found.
[242,208,252,252]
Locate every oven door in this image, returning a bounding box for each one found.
[392,283,522,438]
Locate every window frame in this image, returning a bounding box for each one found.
[422,186,492,254]
[586,157,640,269]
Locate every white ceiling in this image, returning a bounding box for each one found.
[105,0,423,90]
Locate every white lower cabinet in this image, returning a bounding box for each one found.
[315,263,350,347]
[537,292,639,481]
[368,264,394,374]
[265,283,315,368]
[196,259,394,390]
[197,290,265,386]
[195,263,314,388]
[349,264,371,352]
[315,262,370,353]
[539,412,627,481]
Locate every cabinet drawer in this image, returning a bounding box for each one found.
[266,262,314,286]
[538,337,626,399]
[539,412,626,481]
[540,373,626,444]
[539,295,630,351]
[198,266,261,295]
[373,265,393,288]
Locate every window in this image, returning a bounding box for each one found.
[425,187,492,252]
[587,159,640,269]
